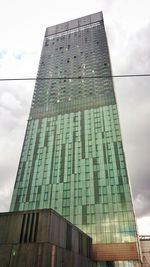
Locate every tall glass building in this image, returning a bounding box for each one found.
[10,12,141,267]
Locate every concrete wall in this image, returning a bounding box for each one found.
[140,239,150,267]
[0,209,92,267]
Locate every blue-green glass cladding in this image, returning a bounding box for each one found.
[11,105,137,244]
[10,12,140,267]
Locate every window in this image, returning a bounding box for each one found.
[66,223,72,250]
[20,213,39,243]
[79,232,83,255]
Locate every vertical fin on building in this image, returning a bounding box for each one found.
[72,131,76,174]
[60,144,66,182]
[49,126,56,183]
[103,143,107,164]
[93,171,99,204]
[113,141,123,185]
[26,120,41,202]
[82,205,87,224]
[80,112,85,159]
[19,161,26,181]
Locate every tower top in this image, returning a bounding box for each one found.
[45,11,103,37]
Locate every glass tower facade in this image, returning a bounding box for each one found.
[10,12,141,267]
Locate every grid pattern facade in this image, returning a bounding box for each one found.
[10,12,140,267]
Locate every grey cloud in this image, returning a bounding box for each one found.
[110,24,150,219]
[0,82,33,212]
[134,191,150,218]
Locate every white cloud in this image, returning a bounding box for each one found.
[137,216,150,235]
[1,92,21,110]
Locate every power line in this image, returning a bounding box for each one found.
[0,73,150,81]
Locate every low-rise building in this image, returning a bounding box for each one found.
[0,209,92,267]
[140,236,150,267]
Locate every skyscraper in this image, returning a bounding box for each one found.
[10,12,141,266]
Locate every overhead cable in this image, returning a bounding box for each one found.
[0,73,150,81]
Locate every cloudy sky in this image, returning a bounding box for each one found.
[0,0,150,234]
